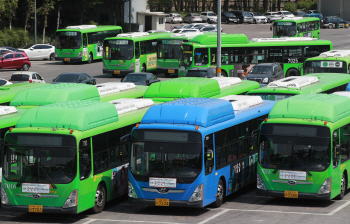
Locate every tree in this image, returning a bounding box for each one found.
[72,0,100,24]
[24,0,35,32]
[4,0,18,29]
[38,0,55,43]
[283,2,297,14]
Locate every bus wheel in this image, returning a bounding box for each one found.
[337,173,346,200]
[285,68,299,77]
[88,53,93,64]
[214,179,224,208]
[221,70,228,77]
[93,184,106,213]
[141,64,146,72]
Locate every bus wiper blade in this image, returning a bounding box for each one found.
[273,157,289,174]
[294,155,312,176]
[166,160,184,183]
[39,164,57,189]
[16,174,27,187]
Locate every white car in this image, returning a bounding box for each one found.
[9,71,45,83]
[171,29,201,34]
[166,13,183,23]
[250,12,267,24]
[18,44,55,60]
[277,11,295,19]
[0,78,12,86]
[200,11,217,24]
[263,12,283,23]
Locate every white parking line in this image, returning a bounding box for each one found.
[327,201,350,216]
[82,218,190,224]
[197,209,229,224]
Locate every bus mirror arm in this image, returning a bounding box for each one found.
[205,148,214,160]
[335,144,341,158]
[120,134,131,145]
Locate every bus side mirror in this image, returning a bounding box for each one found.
[205,148,213,161]
[81,154,90,165]
[120,134,131,145]
[334,144,341,158]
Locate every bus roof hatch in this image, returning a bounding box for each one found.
[267,76,319,89]
[96,82,136,96]
[170,32,204,38]
[66,25,97,29]
[251,37,317,42]
[117,32,150,38]
[108,98,154,114]
[219,95,263,110]
[0,106,17,116]
[319,50,350,58]
[212,77,242,89]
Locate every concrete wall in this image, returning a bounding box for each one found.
[125,0,147,24]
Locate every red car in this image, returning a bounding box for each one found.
[0,52,31,71]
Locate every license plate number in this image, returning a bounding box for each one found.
[284,190,298,198]
[114,71,120,74]
[29,205,43,213]
[64,58,70,62]
[155,198,169,206]
[168,69,175,73]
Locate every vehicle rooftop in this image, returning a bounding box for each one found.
[11,72,36,75]
[57,25,122,32]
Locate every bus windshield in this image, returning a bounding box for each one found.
[305,60,348,74]
[248,93,294,101]
[259,124,331,172]
[55,31,82,49]
[273,22,296,36]
[103,39,134,60]
[130,129,202,183]
[3,133,77,184]
[157,39,183,59]
[180,45,193,67]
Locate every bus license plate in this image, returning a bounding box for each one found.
[114,71,120,74]
[168,69,175,73]
[155,198,169,206]
[29,205,43,213]
[284,190,298,198]
[64,58,70,62]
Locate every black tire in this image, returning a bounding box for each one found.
[268,18,271,23]
[92,184,106,214]
[207,19,211,24]
[221,70,228,77]
[49,53,55,60]
[88,53,93,64]
[213,179,224,208]
[336,173,346,200]
[141,64,146,72]
[285,68,299,77]
[22,64,29,71]
[225,19,229,24]
[254,19,257,24]
[92,79,96,85]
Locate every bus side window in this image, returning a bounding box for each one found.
[135,42,140,59]
[79,138,91,180]
[227,126,238,162]
[297,23,301,33]
[205,134,214,175]
[83,33,87,48]
[215,129,227,169]
[92,133,109,174]
[340,124,350,163]
[333,129,340,168]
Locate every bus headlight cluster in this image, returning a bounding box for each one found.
[63,189,78,208]
[129,63,134,71]
[78,51,82,57]
[128,181,138,199]
[1,187,11,205]
[257,174,267,190]
[317,177,331,195]
[262,77,269,84]
[189,184,203,202]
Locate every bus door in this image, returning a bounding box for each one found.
[83,33,88,61]
[78,138,94,207]
[204,134,215,191]
[135,42,140,72]
[332,129,341,193]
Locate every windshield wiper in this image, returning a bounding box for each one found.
[273,156,289,174]
[39,164,57,189]
[293,155,312,176]
[16,174,28,187]
[166,160,184,183]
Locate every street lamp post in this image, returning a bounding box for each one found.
[34,0,37,44]
[217,0,221,77]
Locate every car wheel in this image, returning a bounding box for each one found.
[207,19,211,24]
[49,53,55,60]
[93,79,96,85]
[92,184,106,214]
[141,64,146,72]
[254,19,257,24]
[268,18,271,23]
[171,20,174,24]
[221,70,228,77]
[225,19,229,24]
[213,179,224,208]
[88,53,93,64]
[336,173,346,200]
[22,64,29,71]
[285,68,299,77]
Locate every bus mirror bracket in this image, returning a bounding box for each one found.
[120,134,131,145]
[205,148,213,161]
[335,144,341,158]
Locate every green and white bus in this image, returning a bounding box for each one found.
[0,83,47,106]
[179,33,332,77]
[102,32,171,77]
[0,98,158,213]
[257,92,350,200]
[55,25,122,64]
[157,32,203,77]
[247,73,350,101]
[273,17,321,39]
[304,50,350,75]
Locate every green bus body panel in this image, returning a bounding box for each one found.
[16,100,119,131]
[273,18,321,39]
[99,85,148,102]
[190,33,249,45]
[0,83,48,104]
[56,25,123,34]
[247,73,350,95]
[0,109,26,129]
[10,83,100,107]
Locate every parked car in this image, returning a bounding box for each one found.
[0,46,17,51]
[231,11,253,24]
[221,11,239,24]
[147,30,170,33]
[306,10,319,14]
[121,73,160,86]
[198,25,223,32]
[52,73,96,85]
[171,29,201,34]
[165,13,182,23]
[244,63,284,85]
[0,78,12,86]
[322,16,349,29]
[17,44,55,60]
[0,52,31,71]
[250,12,267,24]
[171,24,186,30]
[294,10,306,17]
[263,12,283,23]
[186,67,216,78]
[200,11,217,24]
[9,72,45,83]
[304,13,323,20]
[0,48,13,54]
[182,23,204,29]
[183,13,202,23]
[277,11,295,19]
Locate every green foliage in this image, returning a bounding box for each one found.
[297,0,317,10]
[149,0,173,13]
[88,20,98,26]
[116,21,130,33]
[309,1,317,10]
[283,2,297,14]
[0,28,28,48]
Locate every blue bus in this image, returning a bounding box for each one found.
[128,96,276,208]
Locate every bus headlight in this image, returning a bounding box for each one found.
[129,63,134,71]
[128,181,138,199]
[78,51,82,57]
[317,177,331,195]
[63,190,78,208]
[189,184,203,202]
[1,187,11,205]
[257,174,267,190]
[262,77,269,84]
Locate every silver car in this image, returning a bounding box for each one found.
[183,13,202,23]
[263,12,283,23]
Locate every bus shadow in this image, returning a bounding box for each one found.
[3,212,88,223]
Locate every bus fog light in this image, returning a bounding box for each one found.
[317,177,331,195]
[63,190,78,208]
[1,187,11,205]
[262,77,269,84]
[189,184,203,202]
[128,181,138,199]
[257,174,267,190]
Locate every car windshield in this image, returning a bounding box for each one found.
[123,74,146,82]
[192,14,199,16]
[103,39,134,60]
[55,31,82,49]
[158,39,182,59]
[305,61,347,74]
[273,22,297,36]
[186,71,209,77]
[174,15,181,17]
[243,12,252,16]
[180,45,193,67]
[22,44,35,49]
[283,12,293,15]
[176,25,185,29]
[55,74,79,82]
[183,25,193,28]
[259,124,331,172]
[3,133,77,184]
[250,66,272,74]
[248,93,294,101]
[253,13,262,16]
[208,13,216,16]
[130,129,202,183]
[173,30,182,33]
[225,13,235,17]
[11,74,29,81]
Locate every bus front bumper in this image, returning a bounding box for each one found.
[257,189,331,200]
[129,198,203,208]
[55,57,82,62]
[157,67,178,75]
[1,204,78,214]
[103,69,134,76]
